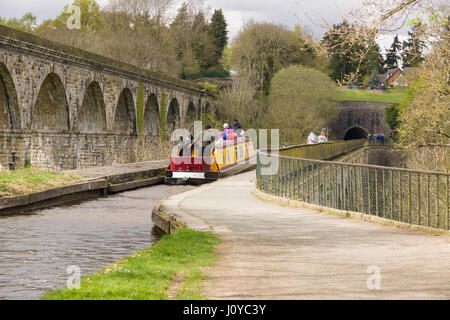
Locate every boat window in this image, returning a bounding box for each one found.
[238,146,244,159]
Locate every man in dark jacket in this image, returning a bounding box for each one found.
[232,119,242,131]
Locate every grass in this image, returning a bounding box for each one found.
[0,167,84,197]
[41,228,221,300]
[335,88,407,104]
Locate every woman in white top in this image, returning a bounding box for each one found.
[307,132,317,144]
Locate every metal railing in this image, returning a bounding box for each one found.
[277,140,366,160]
[257,144,450,230]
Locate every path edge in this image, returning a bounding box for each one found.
[253,187,450,237]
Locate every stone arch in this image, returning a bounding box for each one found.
[114,88,136,134]
[167,98,180,133]
[78,81,107,133]
[143,93,160,136]
[344,127,368,140]
[0,63,20,130]
[185,101,197,130]
[32,73,69,131]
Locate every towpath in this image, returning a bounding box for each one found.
[161,171,450,299]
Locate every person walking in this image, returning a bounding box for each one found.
[318,132,328,143]
[307,132,317,144]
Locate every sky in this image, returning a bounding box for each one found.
[0,0,407,50]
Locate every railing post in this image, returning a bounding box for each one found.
[297,160,300,200]
[307,161,311,203]
[341,164,344,210]
[390,170,394,220]
[427,174,431,227]
[360,167,363,213]
[408,172,412,224]
[447,175,449,230]
[328,164,332,208]
[436,174,440,229]
[375,169,379,217]
[417,173,421,226]
[334,164,337,209]
[399,171,403,222]
[368,168,372,215]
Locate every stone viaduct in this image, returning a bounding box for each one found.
[0,25,213,170]
[329,101,393,141]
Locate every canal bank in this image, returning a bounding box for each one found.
[152,171,450,300]
[0,160,168,215]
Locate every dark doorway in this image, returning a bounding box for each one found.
[344,127,368,140]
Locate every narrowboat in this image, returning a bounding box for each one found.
[165,136,256,185]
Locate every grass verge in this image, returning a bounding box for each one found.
[41,228,221,300]
[335,88,407,104]
[0,167,84,197]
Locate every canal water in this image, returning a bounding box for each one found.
[0,184,192,300]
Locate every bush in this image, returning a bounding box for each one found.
[202,82,219,99]
[268,65,338,144]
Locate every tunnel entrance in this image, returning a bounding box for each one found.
[344,127,368,140]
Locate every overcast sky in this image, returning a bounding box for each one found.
[0,0,406,49]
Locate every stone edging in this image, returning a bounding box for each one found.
[152,185,214,234]
[0,167,166,215]
[253,188,450,236]
[0,179,107,214]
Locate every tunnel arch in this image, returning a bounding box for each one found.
[0,63,20,130]
[78,81,106,133]
[344,127,368,140]
[32,73,70,131]
[167,98,180,133]
[114,88,136,134]
[143,93,159,136]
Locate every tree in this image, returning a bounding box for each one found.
[35,0,179,75]
[397,33,449,172]
[402,24,425,67]
[36,0,101,32]
[0,13,37,32]
[322,21,383,85]
[231,22,316,95]
[268,65,338,144]
[170,1,221,75]
[209,9,228,68]
[385,35,402,69]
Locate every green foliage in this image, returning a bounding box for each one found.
[385,35,402,69]
[36,0,101,32]
[385,105,400,134]
[231,22,316,95]
[159,91,167,143]
[171,3,228,77]
[268,65,338,144]
[323,21,383,84]
[136,83,144,135]
[402,24,425,67]
[200,109,222,129]
[0,13,37,32]
[210,9,228,67]
[41,228,221,300]
[202,82,219,99]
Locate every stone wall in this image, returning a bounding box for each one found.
[0,24,214,170]
[329,101,393,140]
